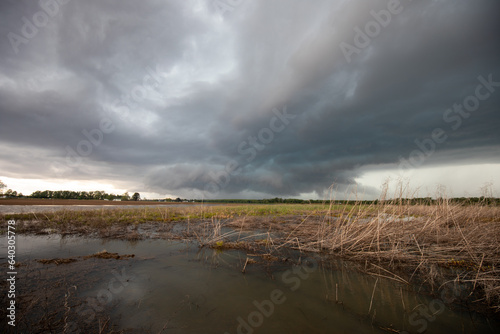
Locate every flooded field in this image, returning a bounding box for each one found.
[1,235,499,333]
[0,203,208,214]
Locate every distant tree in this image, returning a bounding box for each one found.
[5,189,17,198]
[78,191,89,200]
[95,191,106,200]
[132,192,140,201]
[0,180,6,195]
[121,192,130,201]
[41,190,52,198]
[175,197,182,202]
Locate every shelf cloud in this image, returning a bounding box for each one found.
[1,0,499,198]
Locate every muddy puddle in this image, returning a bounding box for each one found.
[1,235,499,333]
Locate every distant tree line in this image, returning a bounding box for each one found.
[163,197,187,202]
[193,197,499,206]
[0,179,497,206]
[29,190,141,201]
[193,198,309,204]
[31,190,109,200]
[1,189,23,198]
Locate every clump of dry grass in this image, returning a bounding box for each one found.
[35,251,135,266]
[37,258,78,265]
[83,250,135,260]
[210,240,257,252]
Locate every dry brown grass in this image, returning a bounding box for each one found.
[270,198,500,312]
[187,186,500,312]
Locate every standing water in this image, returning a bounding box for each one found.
[1,235,499,333]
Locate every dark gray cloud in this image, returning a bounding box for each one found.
[1,0,499,198]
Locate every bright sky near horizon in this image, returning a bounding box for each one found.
[1,0,499,200]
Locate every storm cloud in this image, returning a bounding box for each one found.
[1,0,499,199]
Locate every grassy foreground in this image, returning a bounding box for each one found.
[1,199,500,313]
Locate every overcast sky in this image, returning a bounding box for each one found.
[1,0,499,200]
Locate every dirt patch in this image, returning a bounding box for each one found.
[83,250,135,260]
[36,251,135,265]
[210,241,257,252]
[37,258,78,265]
